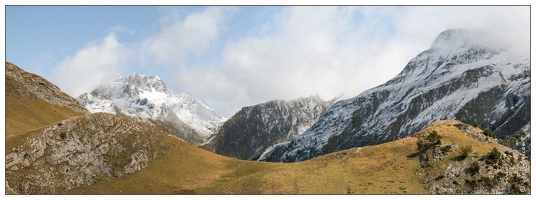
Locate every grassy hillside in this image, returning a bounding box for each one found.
[6,113,180,194]
[63,120,528,194]
[66,131,424,194]
[5,96,84,137]
[5,63,85,137]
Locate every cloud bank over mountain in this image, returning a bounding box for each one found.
[49,6,529,117]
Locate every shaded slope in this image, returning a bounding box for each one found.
[201,95,335,160]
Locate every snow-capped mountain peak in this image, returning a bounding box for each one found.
[77,72,225,144]
[259,29,530,162]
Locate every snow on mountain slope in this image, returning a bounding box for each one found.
[259,29,530,162]
[201,95,336,160]
[77,72,225,144]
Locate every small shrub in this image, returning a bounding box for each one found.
[465,179,478,189]
[440,145,452,154]
[495,172,506,180]
[482,148,501,165]
[59,132,67,140]
[418,131,442,151]
[509,157,516,165]
[483,128,496,138]
[478,177,497,189]
[453,180,459,185]
[456,145,472,161]
[467,162,481,176]
[435,174,445,180]
[427,131,441,144]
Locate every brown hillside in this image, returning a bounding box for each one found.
[6,113,177,194]
[5,62,87,136]
[63,120,530,194]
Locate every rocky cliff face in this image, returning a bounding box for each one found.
[77,72,225,145]
[259,29,530,162]
[5,113,175,194]
[5,62,88,113]
[201,95,335,160]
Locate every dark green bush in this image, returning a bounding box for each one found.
[465,179,478,188]
[456,145,472,161]
[417,131,442,151]
[483,128,496,138]
[440,145,452,154]
[59,132,67,140]
[427,131,441,144]
[482,148,501,165]
[467,162,481,176]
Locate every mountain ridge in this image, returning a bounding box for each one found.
[5,62,87,136]
[6,62,88,113]
[77,72,225,145]
[201,95,336,160]
[259,29,530,162]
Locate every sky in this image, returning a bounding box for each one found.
[4,4,531,117]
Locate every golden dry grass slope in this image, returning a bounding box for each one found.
[6,113,179,194]
[64,120,529,194]
[5,62,87,137]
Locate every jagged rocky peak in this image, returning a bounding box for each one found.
[123,72,172,96]
[400,29,500,77]
[202,95,336,160]
[90,72,171,100]
[430,29,500,52]
[431,29,475,49]
[77,72,225,145]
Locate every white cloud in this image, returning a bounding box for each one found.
[176,6,414,117]
[50,33,126,97]
[139,6,235,66]
[172,6,530,117]
[389,6,529,48]
[49,6,529,118]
